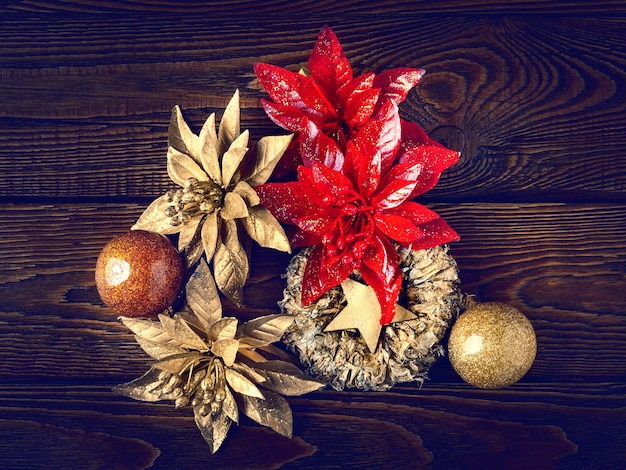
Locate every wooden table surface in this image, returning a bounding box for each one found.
[2,1,625,469]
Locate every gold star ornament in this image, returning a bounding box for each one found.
[324,278,417,353]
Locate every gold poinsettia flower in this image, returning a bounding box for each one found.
[114,258,324,453]
[132,90,293,305]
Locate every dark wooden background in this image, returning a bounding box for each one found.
[1,1,625,468]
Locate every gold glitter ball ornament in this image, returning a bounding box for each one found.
[95,230,184,318]
[448,302,536,389]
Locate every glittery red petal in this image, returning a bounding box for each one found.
[308,25,353,104]
[409,218,461,250]
[373,67,425,109]
[360,233,403,325]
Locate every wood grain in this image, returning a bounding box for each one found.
[3,0,626,14]
[1,4,625,469]
[1,16,625,200]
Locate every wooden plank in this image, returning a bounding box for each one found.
[0,383,624,468]
[3,0,626,14]
[1,16,624,199]
[1,202,624,384]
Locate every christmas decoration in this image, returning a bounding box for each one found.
[447,301,537,389]
[96,24,537,454]
[132,90,292,306]
[114,258,323,453]
[95,230,184,317]
[280,245,461,391]
[255,25,461,389]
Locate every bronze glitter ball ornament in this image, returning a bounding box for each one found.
[448,302,537,389]
[95,230,184,318]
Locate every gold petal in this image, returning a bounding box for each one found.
[225,368,264,399]
[221,133,249,187]
[193,402,233,454]
[218,89,240,155]
[232,180,260,207]
[113,368,178,402]
[167,146,208,187]
[208,317,238,342]
[131,195,181,235]
[159,313,209,351]
[213,220,249,306]
[168,106,199,162]
[211,338,239,367]
[220,191,249,220]
[183,238,204,269]
[245,134,293,187]
[150,351,203,374]
[201,210,219,262]
[230,362,267,384]
[222,386,239,424]
[237,314,294,348]
[239,390,293,438]
[242,206,291,253]
[178,214,203,251]
[185,257,222,331]
[120,317,181,348]
[251,361,325,396]
[134,336,186,360]
[198,113,222,186]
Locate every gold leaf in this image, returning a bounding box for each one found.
[242,206,291,253]
[113,368,176,402]
[167,146,208,187]
[120,317,182,348]
[185,257,222,331]
[237,314,294,348]
[168,105,199,161]
[209,317,238,342]
[193,402,233,454]
[252,361,325,396]
[222,386,239,424]
[246,134,293,187]
[221,131,249,187]
[183,236,204,269]
[225,368,265,399]
[213,219,249,306]
[238,390,293,438]
[232,180,260,207]
[217,89,240,156]
[150,351,203,374]
[158,314,208,351]
[135,335,186,360]
[178,213,203,251]
[211,338,239,367]
[220,191,249,220]
[230,361,267,385]
[131,194,181,235]
[198,112,222,186]
[201,210,219,262]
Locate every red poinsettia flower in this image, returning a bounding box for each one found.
[254,25,424,156]
[256,101,459,325]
